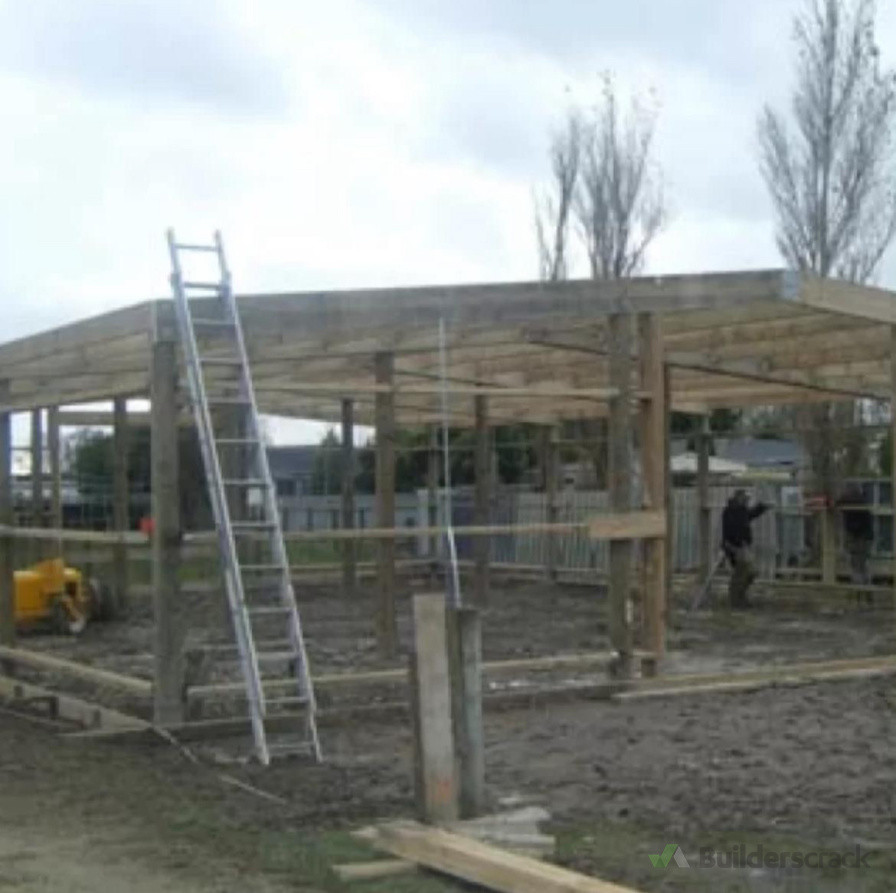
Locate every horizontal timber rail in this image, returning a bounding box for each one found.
[277,511,665,543]
[0,646,152,697]
[0,513,664,548]
[189,649,652,701]
[0,525,146,545]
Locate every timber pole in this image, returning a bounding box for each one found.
[697,414,711,582]
[473,393,490,606]
[375,351,397,656]
[151,320,185,726]
[30,409,43,531]
[664,365,674,604]
[113,396,129,614]
[638,313,666,665]
[47,406,62,530]
[0,383,13,646]
[427,425,439,582]
[891,326,896,623]
[608,312,634,677]
[341,397,356,598]
[545,426,560,582]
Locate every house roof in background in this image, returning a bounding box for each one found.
[266,445,317,480]
[715,437,805,468]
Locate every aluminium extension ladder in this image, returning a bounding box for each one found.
[166,229,320,766]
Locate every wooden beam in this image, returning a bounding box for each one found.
[0,387,12,646]
[265,382,620,401]
[151,333,185,725]
[374,351,397,657]
[0,675,149,732]
[411,594,458,823]
[545,427,559,582]
[30,409,43,535]
[0,646,151,697]
[341,398,356,598]
[367,821,643,893]
[112,397,129,614]
[696,414,711,581]
[663,365,674,602]
[607,312,634,677]
[0,301,153,375]
[194,269,797,343]
[450,607,485,819]
[427,425,439,580]
[638,313,666,661]
[891,325,896,610]
[333,861,416,882]
[798,274,896,324]
[473,393,490,606]
[47,406,62,530]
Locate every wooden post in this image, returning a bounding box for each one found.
[151,331,185,726]
[664,365,674,604]
[47,406,62,530]
[545,426,560,582]
[891,326,896,608]
[375,352,397,656]
[608,312,634,677]
[410,593,458,824]
[341,397,356,597]
[0,386,13,646]
[821,506,836,584]
[427,426,439,581]
[697,414,711,582]
[112,396,129,614]
[446,606,485,818]
[473,394,490,606]
[638,314,666,666]
[30,409,43,530]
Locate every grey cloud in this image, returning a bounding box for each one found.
[376,0,789,85]
[0,1,290,114]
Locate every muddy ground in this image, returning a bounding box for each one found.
[3,575,895,891]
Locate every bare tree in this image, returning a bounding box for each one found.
[534,111,582,282]
[758,0,896,527]
[576,77,666,280]
[758,0,896,282]
[535,77,667,486]
[535,77,666,283]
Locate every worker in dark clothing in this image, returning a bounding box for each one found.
[721,489,770,608]
[837,486,874,591]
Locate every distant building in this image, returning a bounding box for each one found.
[266,445,317,498]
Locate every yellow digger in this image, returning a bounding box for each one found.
[14,558,114,635]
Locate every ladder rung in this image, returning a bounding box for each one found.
[265,695,309,708]
[175,243,217,252]
[201,639,292,655]
[248,606,291,616]
[200,357,243,366]
[222,479,268,488]
[183,281,222,290]
[266,740,315,759]
[241,579,283,592]
[241,563,287,573]
[191,318,234,327]
[233,521,277,531]
[257,650,298,663]
[215,438,260,445]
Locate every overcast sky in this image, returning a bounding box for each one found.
[2,0,896,446]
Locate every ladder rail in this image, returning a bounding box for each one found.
[167,228,320,765]
[213,232,321,760]
[166,230,269,763]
